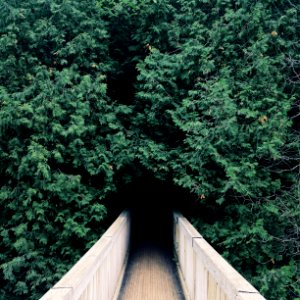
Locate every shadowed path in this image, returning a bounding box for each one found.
[118,190,185,300]
[118,243,184,300]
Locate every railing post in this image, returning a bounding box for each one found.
[173,212,266,300]
[40,211,130,300]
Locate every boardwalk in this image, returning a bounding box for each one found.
[117,203,184,300]
[118,244,184,300]
[40,211,266,300]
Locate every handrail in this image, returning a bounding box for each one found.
[40,210,266,300]
[40,211,130,300]
[174,212,266,300]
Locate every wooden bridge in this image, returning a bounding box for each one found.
[40,211,266,300]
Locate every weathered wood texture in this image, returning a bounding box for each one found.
[40,211,130,300]
[40,211,267,300]
[173,212,266,300]
[118,245,185,300]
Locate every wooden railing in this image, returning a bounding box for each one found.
[174,212,266,300]
[41,210,266,300]
[40,211,130,300]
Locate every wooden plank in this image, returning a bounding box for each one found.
[178,217,203,240]
[40,288,72,300]
[55,239,110,281]
[54,242,111,299]
[174,213,266,300]
[193,238,261,299]
[185,239,194,299]
[237,292,266,300]
[40,211,130,300]
[119,245,184,300]
[178,225,185,273]
[194,254,207,300]
[220,288,227,300]
[207,272,217,300]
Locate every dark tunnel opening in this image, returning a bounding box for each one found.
[106,174,197,255]
[129,188,174,254]
[111,175,194,299]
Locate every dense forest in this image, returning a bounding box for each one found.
[0,0,299,299]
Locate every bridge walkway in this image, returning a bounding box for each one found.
[118,243,184,300]
[40,210,266,300]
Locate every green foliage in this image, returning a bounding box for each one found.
[125,0,300,299]
[1,0,299,299]
[0,0,132,298]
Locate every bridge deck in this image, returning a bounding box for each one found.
[40,210,266,300]
[118,243,185,300]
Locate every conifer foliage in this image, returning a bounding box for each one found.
[0,1,132,298]
[0,0,299,299]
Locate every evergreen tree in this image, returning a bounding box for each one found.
[0,1,132,298]
[0,0,299,299]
